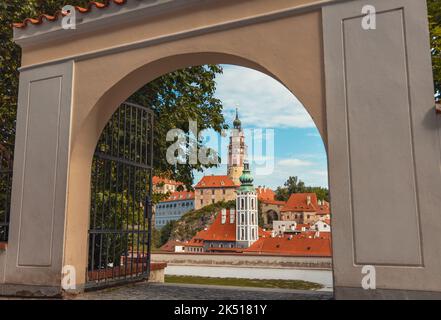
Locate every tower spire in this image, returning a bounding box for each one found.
[233,108,241,129]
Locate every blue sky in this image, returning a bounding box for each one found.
[193,65,328,189]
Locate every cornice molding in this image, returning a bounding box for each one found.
[16,0,354,71]
[14,0,207,48]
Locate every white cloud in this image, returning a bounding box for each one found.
[215,65,316,129]
[277,158,314,167]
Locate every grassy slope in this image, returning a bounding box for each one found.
[165,275,323,291]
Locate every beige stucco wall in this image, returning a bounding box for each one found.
[3,0,440,299]
[5,0,326,292]
[195,188,237,210]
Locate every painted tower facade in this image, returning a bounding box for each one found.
[236,161,259,248]
[227,109,247,185]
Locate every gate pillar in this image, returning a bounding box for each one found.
[324,0,441,299]
[1,61,74,297]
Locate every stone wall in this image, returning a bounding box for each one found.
[151,252,332,270]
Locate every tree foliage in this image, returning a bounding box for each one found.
[428,0,441,97]
[275,176,329,202]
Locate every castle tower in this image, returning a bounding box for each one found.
[227,109,247,185]
[236,161,259,248]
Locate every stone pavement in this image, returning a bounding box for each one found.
[70,282,334,300]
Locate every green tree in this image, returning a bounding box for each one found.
[275,176,329,202]
[428,0,441,97]
[158,220,176,247]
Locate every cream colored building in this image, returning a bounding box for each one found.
[194,175,237,210]
[152,176,184,194]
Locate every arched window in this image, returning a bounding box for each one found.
[241,198,245,209]
[241,228,245,240]
[251,228,255,239]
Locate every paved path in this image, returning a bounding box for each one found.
[72,282,333,300]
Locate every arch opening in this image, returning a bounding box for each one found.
[81,60,332,292]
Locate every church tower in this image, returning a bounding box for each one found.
[236,161,259,248]
[227,109,247,185]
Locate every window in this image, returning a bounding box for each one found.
[200,190,203,195]
[212,189,215,195]
[212,199,215,204]
[223,189,226,195]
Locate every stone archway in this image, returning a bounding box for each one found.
[2,0,440,299]
[264,210,280,226]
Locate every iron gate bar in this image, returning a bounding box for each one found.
[86,102,154,290]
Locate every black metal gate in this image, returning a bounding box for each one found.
[0,144,13,242]
[87,102,154,289]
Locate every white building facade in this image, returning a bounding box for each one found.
[235,161,259,248]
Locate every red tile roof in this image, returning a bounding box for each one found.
[161,191,195,202]
[194,175,237,189]
[159,240,183,252]
[295,223,311,231]
[281,193,330,214]
[13,1,127,29]
[186,242,204,247]
[244,235,332,257]
[260,199,286,206]
[153,176,184,186]
[192,209,237,242]
[206,247,243,253]
[256,187,276,201]
[188,209,268,244]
